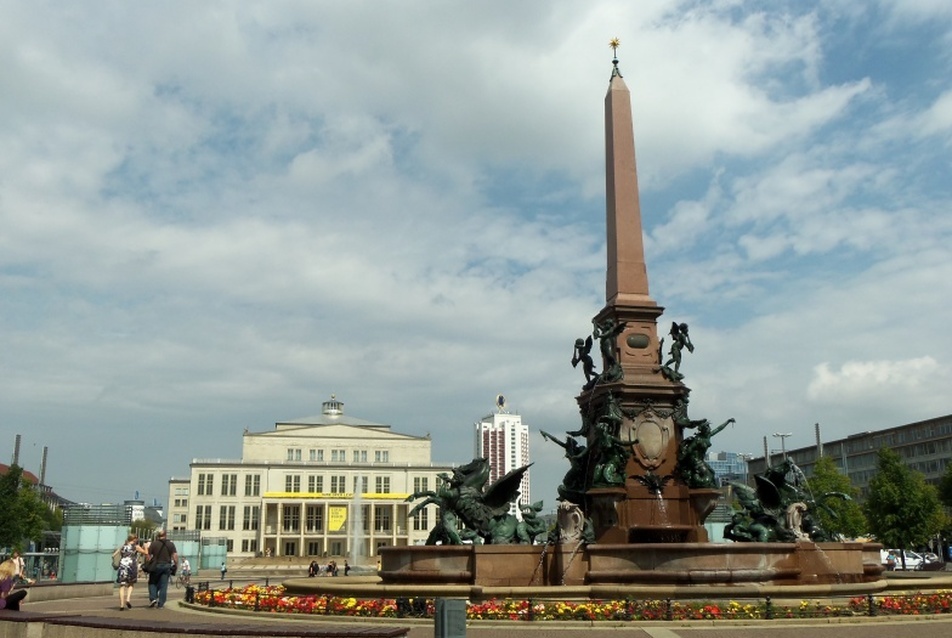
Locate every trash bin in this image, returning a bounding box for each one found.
[434,598,466,638]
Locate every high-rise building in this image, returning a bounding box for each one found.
[473,394,531,517]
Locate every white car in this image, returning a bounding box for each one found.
[881,549,925,570]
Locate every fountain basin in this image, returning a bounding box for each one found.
[373,541,884,591]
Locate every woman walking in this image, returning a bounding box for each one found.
[114,534,148,610]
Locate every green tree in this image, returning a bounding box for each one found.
[806,455,867,539]
[864,448,944,568]
[0,464,51,550]
[937,462,952,509]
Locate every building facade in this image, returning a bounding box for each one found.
[746,413,952,498]
[473,395,531,516]
[167,396,453,560]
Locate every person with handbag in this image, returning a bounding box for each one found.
[145,530,178,608]
[114,534,148,610]
[0,558,27,611]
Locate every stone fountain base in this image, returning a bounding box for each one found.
[284,541,887,601]
[341,541,880,598]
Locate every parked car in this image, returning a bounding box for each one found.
[881,549,926,570]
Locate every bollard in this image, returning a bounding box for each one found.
[867,593,876,617]
[184,585,195,604]
[765,596,773,619]
[665,597,672,621]
[434,598,466,638]
[254,592,260,612]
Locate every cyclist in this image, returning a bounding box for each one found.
[180,558,191,585]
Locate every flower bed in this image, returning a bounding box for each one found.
[192,585,952,621]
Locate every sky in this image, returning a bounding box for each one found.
[2,1,951,510]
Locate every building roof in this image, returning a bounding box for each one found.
[248,395,429,441]
[0,463,41,485]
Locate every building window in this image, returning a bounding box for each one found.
[282,505,300,532]
[374,450,390,463]
[412,507,429,531]
[244,474,260,496]
[354,476,368,493]
[241,539,259,553]
[352,450,367,463]
[197,473,214,496]
[284,541,297,556]
[307,475,324,493]
[331,449,345,462]
[306,505,323,532]
[375,476,391,493]
[243,506,260,531]
[309,449,324,462]
[285,475,301,493]
[307,541,321,556]
[374,505,392,532]
[221,474,237,496]
[219,505,236,531]
[413,476,428,493]
[287,448,302,461]
[330,475,346,493]
[195,505,212,531]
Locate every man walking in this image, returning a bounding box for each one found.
[147,530,178,609]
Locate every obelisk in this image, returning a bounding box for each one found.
[580,42,704,544]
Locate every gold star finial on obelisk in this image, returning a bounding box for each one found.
[609,37,622,78]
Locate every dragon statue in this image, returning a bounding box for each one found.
[406,457,535,545]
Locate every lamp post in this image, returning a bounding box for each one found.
[773,432,792,460]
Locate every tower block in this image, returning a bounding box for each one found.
[575,56,718,544]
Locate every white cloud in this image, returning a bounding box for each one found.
[809,358,942,399]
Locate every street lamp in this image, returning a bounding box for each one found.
[773,432,792,460]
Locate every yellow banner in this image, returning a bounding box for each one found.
[262,492,410,500]
[328,506,348,532]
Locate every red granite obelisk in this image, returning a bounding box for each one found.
[579,51,715,544]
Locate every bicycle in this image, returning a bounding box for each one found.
[174,571,191,589]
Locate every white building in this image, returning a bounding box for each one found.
[166,396,453,560]
[473,395,531,517]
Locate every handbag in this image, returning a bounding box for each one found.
[112,548,121,570]
[142,555,157,573]
[170,562,178,576]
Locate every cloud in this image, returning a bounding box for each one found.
[808,358,943,400]
[1,1,951,507]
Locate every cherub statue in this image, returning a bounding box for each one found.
[571,336,598,388]
[661,322,694,381]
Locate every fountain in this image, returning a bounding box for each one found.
[285,45,885,601]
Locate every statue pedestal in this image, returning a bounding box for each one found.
[587,484,720,544]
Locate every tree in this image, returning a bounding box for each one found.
[864,448,944,568]
[937,462,952,509]
[0,464,52,550]
[805,455,867,539]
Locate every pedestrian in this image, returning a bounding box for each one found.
[344,560,350,576]
[11,551,25,582]
[220,561,228,580]
[308,560,317,577]
[0,559,27,611]
[114,534,148,611]
[146,530,178,609]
